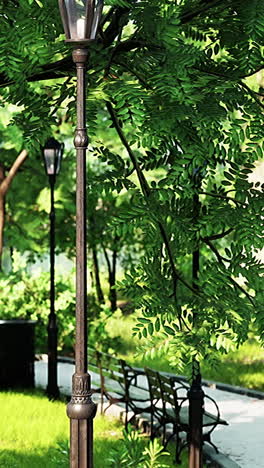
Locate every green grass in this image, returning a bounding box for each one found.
[107,312,264,391]
[202,338,264,390]
[0,390,190,468]
[0,390,68,468]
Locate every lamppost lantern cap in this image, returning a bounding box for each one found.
[58,0,104,44]
[42,137,64,176]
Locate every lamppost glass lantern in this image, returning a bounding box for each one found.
[43,138,64,176]
[58,0,103,42]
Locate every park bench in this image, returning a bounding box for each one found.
[63,349,228,463]
[88,347,151,428]
[145,368,228,464]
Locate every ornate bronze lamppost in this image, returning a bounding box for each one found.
[58,1,103,466]
[43,137,64,400]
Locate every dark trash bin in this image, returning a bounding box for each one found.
[0,320,36,389]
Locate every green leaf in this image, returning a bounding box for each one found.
[148,322,154,335]
[163,326,175,336]
[155,318,161,332]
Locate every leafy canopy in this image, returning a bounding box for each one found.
[0,0,263,370]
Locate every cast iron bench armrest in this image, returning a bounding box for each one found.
[168,373,227,425]
[203,394,228,435]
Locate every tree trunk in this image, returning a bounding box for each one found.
[0,196,5,272]
[192,192,200,290]
[0,165,6,271]
[109,249,117,312]
[0,150,28,268]
[103,247,118,312]
[92,247,105,304]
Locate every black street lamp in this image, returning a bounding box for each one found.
[43,137,64,400]
[58,1,103,466]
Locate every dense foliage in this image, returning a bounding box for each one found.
[0,253,75,351]
[0,0,263,371]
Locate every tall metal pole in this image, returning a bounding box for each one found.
[188,189,204,468]
[66,46,96,468]
[47,175,59,400]
[188,368,204,468]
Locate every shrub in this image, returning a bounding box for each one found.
[107,426,170,468]
[0,254,120,354]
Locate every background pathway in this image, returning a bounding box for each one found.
[35,359,263,468]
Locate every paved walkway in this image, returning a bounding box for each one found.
[35,360,264,468]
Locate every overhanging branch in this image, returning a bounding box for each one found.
[205,239,255,307]
[180,0,229,24]
[106,100,200,302]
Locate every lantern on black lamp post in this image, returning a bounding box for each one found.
[58,1,103,467]
[43,137,64,400]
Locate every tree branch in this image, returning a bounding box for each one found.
[0,5,133,88]
[200,191,246,207]
[114,60,152,89]
[103,246,112,276]
[101,5,130,47]
[241,65,264,78]
[193,64,264,83]
[239,81,264,111]
[0,149,28,197]
[0,149,28,267]
[0,2,262,90]
[180,0,229,24]
[205,239,255,306]
[106,101,199,301]
[203,238,230,262]
[201,227,233,241]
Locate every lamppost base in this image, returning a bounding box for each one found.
[47,313,59,400]
[68,418,95,468]
[67,373,97,468]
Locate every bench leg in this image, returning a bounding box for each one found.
[125,401,129,431]
[175,426,182,464]
[150,410,154,441]
[162,422,166,446]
